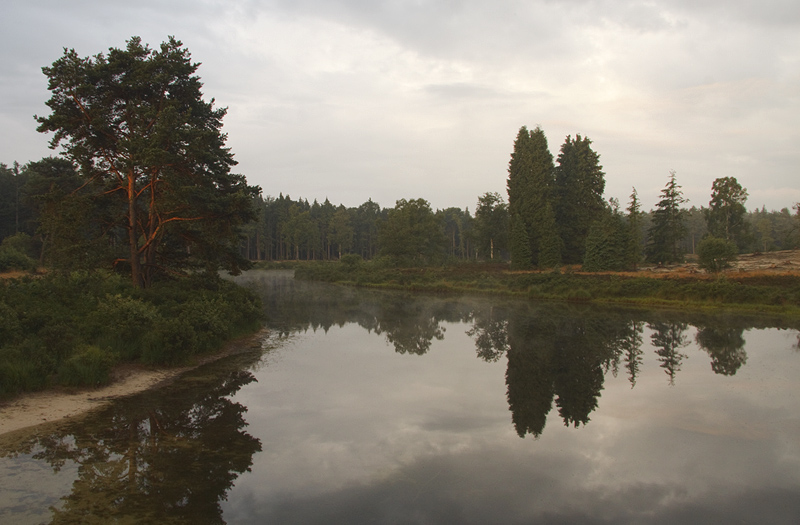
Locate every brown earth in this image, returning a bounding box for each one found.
[633,249,800,278]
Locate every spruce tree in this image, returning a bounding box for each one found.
[554,135,606,264]
[646,171,687,264]
[537,202,562,268]
[506,126,556,268]
[509,213,533,270]
[626,187,643,269]
[583,201,630,272]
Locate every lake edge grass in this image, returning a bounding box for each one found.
[287,260,800,318]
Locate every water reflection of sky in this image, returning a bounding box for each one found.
[221,322,800,524]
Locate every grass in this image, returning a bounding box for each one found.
[294,260,800,316]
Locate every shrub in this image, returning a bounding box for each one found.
[340,253,362,267]
[142,316,199,365]
[0,347,46,396]
[0,248,37,272]
[0,233,37,258]
[92,294,159,359]
[0,301,21,344]
[58,345,116,387]
[698,237,738,273]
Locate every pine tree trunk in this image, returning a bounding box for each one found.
[127,172,143,288]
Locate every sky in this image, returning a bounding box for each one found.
[1,0,798,212]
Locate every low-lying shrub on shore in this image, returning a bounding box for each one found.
[0,271,262,398]
[294,261,800,313]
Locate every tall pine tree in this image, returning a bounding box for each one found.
[554,135,606,264]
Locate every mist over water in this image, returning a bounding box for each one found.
[2,270,800,524]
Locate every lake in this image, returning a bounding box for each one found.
[2,270,800,524]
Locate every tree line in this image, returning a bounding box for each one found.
[3,153,799,271]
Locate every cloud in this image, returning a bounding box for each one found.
[1,0,799,211]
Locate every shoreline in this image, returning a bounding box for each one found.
[0,328,268,438]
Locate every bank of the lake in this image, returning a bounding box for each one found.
[0,271,263,401]
[0,327,268,437]
[293,261,800,316]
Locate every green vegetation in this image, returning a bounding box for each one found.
[0,37,264,399]
[705,176,749,248]
[646,170,688,264]
[697,237,739,273]
[0,271,262,398]
[0,233,38,272]
[35,37,259,288]
[295,260,800,314]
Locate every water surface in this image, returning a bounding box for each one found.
[2,270,800,524]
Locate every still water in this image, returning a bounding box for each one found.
[2,270,800,524]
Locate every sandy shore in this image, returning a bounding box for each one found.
[0,329,268,437]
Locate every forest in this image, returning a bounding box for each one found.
[4,145,798,274]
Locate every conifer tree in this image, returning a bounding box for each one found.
[554,135,605,264]
[537,202,562,269]
[626,187,643,269]
[509,213,533,270]
[506,126,556,268]
[583,201,630,272]
[646,171,687,264]
[36,37,259,287]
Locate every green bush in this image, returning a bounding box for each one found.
[0,248,37,272]
[143,316,199,365]
[0,301,21,343]
[698,237,738,273]
[0,271,262,397]
[0,233,37,258]
[58,345,116,387]
[92,294,159,360]
[0,347,46,396]
[340,254,363,267]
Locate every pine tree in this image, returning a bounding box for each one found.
[36,37,259,287]
[646,171,687,264]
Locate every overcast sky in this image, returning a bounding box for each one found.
[2,0,798,211]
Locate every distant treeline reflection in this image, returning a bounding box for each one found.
[247,271,799,438]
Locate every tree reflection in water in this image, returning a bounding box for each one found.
[500,305,638,437]
[240,271,794,440]
[695,323,748,375]
[1,354,262,523]
[468,302,785,438]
